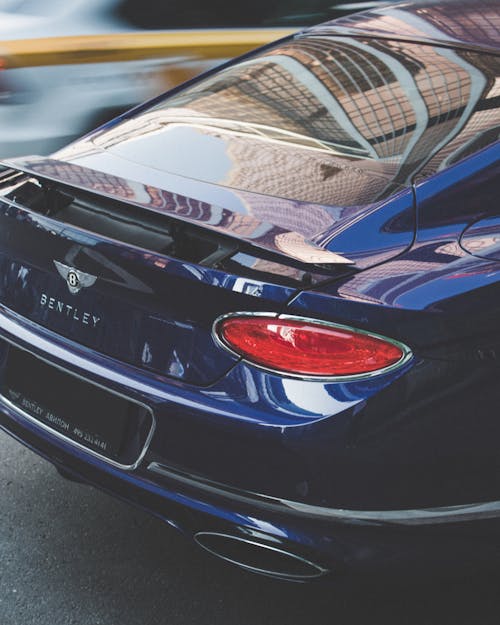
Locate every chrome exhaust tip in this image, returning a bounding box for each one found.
[194,531,328,581]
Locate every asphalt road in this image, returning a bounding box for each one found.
[1,429,500,625]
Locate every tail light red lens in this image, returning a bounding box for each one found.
[215,315,410,378]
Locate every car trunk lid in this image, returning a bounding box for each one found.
[0,156,414,385]
[0,160,356,386]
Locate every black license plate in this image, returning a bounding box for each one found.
[2,346,150,464]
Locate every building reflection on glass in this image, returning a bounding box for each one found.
[86,2,499,226]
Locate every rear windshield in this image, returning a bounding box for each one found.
[93,35,500,207]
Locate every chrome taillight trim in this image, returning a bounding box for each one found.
[212,311,413,382]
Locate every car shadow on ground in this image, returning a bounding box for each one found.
[1,431,499,625]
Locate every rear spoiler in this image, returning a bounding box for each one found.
[2,156,353,267]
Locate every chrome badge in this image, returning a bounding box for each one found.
[54,261,97,295]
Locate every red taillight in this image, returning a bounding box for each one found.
[215,315,409,378]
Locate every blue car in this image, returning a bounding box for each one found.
[0,0,499,581]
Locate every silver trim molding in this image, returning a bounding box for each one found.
[149,462,500,526]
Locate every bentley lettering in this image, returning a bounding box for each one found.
[40,293,101,327]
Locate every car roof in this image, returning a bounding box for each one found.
[306,0,500,55]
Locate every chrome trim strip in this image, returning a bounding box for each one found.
[149,462,500,526]
[212,311,413,382]
[0,337,156,471]
[194,531,328,580]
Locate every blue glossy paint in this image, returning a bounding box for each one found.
[461,215,500,259]
[1,0,500,581]
[0,197,300,384]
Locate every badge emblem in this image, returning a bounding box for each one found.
[54,261,97,295]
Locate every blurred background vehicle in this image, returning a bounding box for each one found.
[0,0,393,157]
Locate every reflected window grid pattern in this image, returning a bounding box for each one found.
[84,20,500,220]
[420,2,500,50]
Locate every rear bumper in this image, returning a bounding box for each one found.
[3,405,500,580]
[1,304,500,578]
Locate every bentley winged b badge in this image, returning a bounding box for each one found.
[54,261,97,295]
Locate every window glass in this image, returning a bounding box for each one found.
[94,35,500,206]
